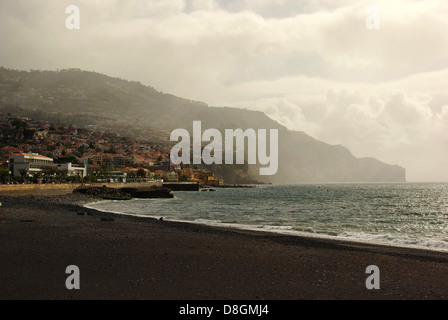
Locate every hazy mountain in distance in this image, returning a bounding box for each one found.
[0,67,406,183]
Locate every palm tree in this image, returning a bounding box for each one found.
[42,167,58,183]
[18,169,27,183]
[100,164,111,181]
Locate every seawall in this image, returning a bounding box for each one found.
[0,182,163,196]
[162,182,200,191]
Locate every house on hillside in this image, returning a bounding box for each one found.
[33,130,48,141]
[1,146,21,156]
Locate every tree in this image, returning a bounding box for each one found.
[179,174,189,182]
[32,172,43,184]
[18,169,27,183]
[11,119,27,129]
[137,169,146,178]
[77,145,85,156]
[0,168,10,184]
[86,170,98,183]
[128,171,136,179]
[42,167,58,182]
[100,163,111,180]
[105,146,116,154]
[55,155,79,164]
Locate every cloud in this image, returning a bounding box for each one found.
[0,0,447,180]
[191,0,218,11]
[216,0,358,17]
[230,88,447,181]
[2,0,447,90]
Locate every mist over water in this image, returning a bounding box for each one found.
[88,183,448,251]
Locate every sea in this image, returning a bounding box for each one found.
[87,183,448,252]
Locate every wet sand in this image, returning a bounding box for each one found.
[1,193,448,300]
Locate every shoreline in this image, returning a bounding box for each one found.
[88,200,448,255]
[86,196,448,255]
[1,193,448,299]
[85,197,448,257]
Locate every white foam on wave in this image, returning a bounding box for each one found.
[85,202,448,253]
[85,201,138,216]
[194,219,222,224]
[165,219,448,253]
[336,231,448,251]
[85,200,164,219]
[260,225,294,231]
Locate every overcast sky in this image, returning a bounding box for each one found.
[1,0,448,181]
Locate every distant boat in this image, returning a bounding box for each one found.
[201,188,217,192]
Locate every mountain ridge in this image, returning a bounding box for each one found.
[0,67,406,183]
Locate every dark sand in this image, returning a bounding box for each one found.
[1,193,448,300]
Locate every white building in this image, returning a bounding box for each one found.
[8,154,87,178]
[57,162,87,178]
[9,153,56,177]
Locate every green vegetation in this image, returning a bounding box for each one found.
[0,168,10,183]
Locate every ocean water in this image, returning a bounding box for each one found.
[87,183,448,252]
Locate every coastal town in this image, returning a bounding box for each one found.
[0,113,226,186]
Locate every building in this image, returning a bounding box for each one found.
[9,153,55,177]
[1,146,21,156]
[168,171,178,182]
[193,171,223,186]
[33,130,48,141]
[110,154,131,167]
[57,163,87,178]
[109,171,127,183]
[8,153,87,178]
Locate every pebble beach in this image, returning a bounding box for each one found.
[1,193,448,300]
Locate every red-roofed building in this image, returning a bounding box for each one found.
[1,146,21,155]
[8,153,55,177]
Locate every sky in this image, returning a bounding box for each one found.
[1,0,448,181]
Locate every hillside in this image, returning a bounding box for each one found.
[0,67,406,183]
